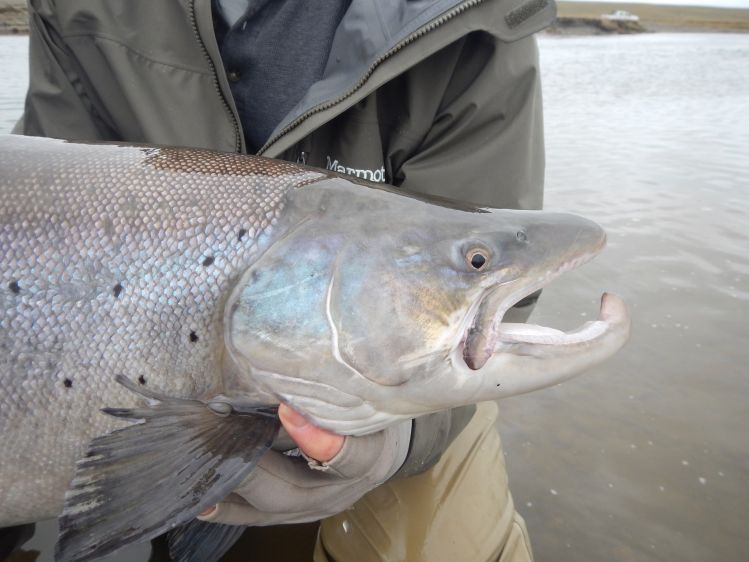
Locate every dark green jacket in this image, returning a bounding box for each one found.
[16,0,555,474]
[17,0,554,209]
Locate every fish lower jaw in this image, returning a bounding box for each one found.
[462,292,628,371]
[494,292,626,348]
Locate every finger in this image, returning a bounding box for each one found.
[231,451,350,513]
[322,420,411,479]
[278,403,344,462]
[197,494,265,526]
[198,494,339,526]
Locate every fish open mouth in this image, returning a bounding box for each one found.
[461,250,625,371]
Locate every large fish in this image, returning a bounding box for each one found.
[0,135,629,561]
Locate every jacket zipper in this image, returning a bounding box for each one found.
[257,0,486,156]
[189,0,242,153]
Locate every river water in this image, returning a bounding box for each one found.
[500,32,749,562]
[1,32,748,562]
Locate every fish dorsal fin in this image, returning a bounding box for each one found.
[55,375,279,562]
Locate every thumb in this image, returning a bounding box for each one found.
[278,403,344,462]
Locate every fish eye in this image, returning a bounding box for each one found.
[466,249,489,271]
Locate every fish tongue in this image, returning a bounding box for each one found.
[55,375,279,562]
[495,323,567,344]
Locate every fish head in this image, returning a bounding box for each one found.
[328,208,610,379]
[225,181,629,434]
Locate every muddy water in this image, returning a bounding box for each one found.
[498,33,749,562]
[0,35,26,134]
[2,32,748,562]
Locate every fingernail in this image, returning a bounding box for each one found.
[200,506,217,517]
[280,404,308,428]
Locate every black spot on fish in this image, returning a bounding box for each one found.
[64,378,73,388]
[113,283,123,298]
[496,383,501,387]
[189,331,199,343]
[8,280,20,294]
[202,256,215,267]
[138,375,147,385]
[238,228,247,241]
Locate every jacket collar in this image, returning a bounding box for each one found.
[257,0,555,155]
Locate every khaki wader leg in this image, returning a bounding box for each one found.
[314,402,533,562]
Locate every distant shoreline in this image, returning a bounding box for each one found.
[546,17,647,36]
[2,2,749,36]
[0,1,25,35]
[553,2,749,35]
[544,18,749,36]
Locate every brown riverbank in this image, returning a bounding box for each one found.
[553,2,749,34]
[0,1,26,35]
[549,16,646,35]
[3,1,749,36]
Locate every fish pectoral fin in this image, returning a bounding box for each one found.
[54,375,279,562]
[167,519,246,562]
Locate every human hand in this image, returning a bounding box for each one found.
[275,403,344,462]
[198,404,411,525]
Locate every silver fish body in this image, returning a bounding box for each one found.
[0,135,321,525]
[0,135,629,532]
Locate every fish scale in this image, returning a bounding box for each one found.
[0,135,323,525]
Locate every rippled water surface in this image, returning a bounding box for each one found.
[1,32,748,562]
[499,33,749,562]
[0,35,26,134]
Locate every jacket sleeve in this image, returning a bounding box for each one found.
[14,3,115,139]
[391,32,546,478]
[390,32,545,211]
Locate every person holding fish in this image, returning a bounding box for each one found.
[12,0,560,560]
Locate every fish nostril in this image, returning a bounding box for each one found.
[516,231,527,242]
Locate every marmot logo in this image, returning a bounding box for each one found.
[326,156,386,183]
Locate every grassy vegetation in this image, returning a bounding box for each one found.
[558,2,749,31]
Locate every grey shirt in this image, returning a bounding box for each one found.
[212,0,352,152]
